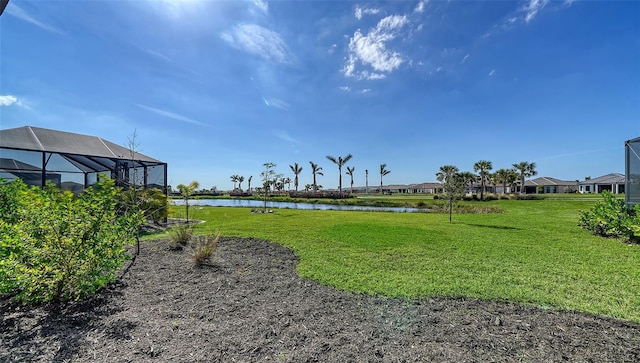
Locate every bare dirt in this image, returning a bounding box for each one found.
[1,237,639,362]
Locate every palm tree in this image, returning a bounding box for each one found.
[473,160,493,200]
[247,176,253,192]
[326,154,353,194]
[458,171,477,196]
[346,166,355,194]
[379,163,390,194]
[176,180,200,223]
[289,163,303,191]
[284,177,292,191]
[230,175,238,190]
[365,169,369,194]
[237,176,244,192]
[512,161,537,194]
[309,161,323,192]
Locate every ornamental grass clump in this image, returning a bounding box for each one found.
[169,223,194,249]
[191,232,220,266]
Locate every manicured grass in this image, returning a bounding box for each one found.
[166,199,640,323]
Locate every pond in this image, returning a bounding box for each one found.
[171,199,425,213]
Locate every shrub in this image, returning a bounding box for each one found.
[0,179,144,303]
[169,223,194,248]
[191,233,220,266]
[118,187,168,225]
[578,191,640,243]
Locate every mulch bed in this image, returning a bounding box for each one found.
[1,237,639,362]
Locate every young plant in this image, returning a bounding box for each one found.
[169,223,194,249]
[191,232,221,266]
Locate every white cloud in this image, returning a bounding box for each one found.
[6,3,64,34]
[461,54,470,64]
[0,95,29,109]
[254,0,268,13]
[339,86,351,92]
[524,0,550,23]
[488,69,496,77]
[221,24,291,64]
[354,5,380,20]
[343,15,409,80]
[136,104,204,126]
[273,130,300,144]
[328,44,337,55]
[0,95,19,106]
[414,0,429,14]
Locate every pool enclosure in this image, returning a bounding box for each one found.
[0,126,167,194]
[626,136,640,207]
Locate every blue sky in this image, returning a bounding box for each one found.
[1,0,639,191]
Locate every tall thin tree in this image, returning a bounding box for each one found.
[247,176,253,192]
[326,154,353,194]
[309,161,323,192]
[473,160,493,200]
[365,169,369,194]
[379,163,390,194]
[289,163,303,192]
[436,165,463,223]
[512,161,537,194]
[346,166,355,195]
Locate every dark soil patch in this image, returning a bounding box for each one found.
[2,238,639,362]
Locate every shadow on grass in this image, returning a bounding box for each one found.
[464,223,520,230]
[0,283,132,362]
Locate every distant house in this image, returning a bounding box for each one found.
[523,177,578,194]
[579,173,625,194]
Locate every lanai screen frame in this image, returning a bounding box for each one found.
[0,126,167,194]
[626,136,640,208]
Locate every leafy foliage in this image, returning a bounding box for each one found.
[0,179,144,303]
[119,187,168,224]
[578,191,640,243]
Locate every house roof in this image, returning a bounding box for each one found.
[626,136,640,143]
[0,126,162,163]
[580,173,625,185]
[524,177,576,186]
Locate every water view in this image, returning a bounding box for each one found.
[172,199,423,213]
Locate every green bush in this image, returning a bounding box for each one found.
[578,191,640,243]
[119,187,168,224]
[0,179,144,303]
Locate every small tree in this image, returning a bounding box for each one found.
[176,181,200,223]
[261,163,277,212]
[247,176,253,192]
[436,165,465,223]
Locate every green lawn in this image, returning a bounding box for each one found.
[166,199,640,323]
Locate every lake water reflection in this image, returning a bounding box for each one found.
[172,199,423,213]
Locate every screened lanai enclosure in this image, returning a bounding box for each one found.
[626,136,640,207]
[0,126,167,194]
